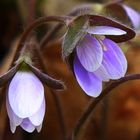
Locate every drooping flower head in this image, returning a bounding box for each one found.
[3,60,64,133]
[7,64,45,133]
[62,15,135,97]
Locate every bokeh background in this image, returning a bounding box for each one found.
[0,0,140,140]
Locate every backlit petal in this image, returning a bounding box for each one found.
[94,65,110,81]
[36,124,42,132]
[6,95,22,126]
[123,5,140,29]
[20,118,35,133]
[76,34,103,72]
[102,38,127,79]
[29,99,45,126]
[87,26,126,35]
[74,55,102,97]
[9,121,16,133]
[8,71,44,118]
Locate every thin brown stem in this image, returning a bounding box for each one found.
[18,16,70,50]
[50,89,67,140]
[40,4,93,49]
[34,43,67,140]
[40,23,63,49]
[12,16,71,66]
[72,74,140,140]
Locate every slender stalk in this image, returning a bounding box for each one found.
[12,16,71,65]
[18,16,70,50]
[40,23,63,49]
[40,4,93,49]
[99,97,109,140]
[72,74,140,140]
[50,89,67,140]
[34,43,67,140]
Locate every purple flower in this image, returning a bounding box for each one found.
[122,5,140,29]
[4,61,64,133]
[6,71,45,133]
[73,26,127,97]
[105,3,140,30]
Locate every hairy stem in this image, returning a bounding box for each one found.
[12,16,71,65]
[40,4,93,49]
[34,43,67,140]
[50,89,67,140]
[72,74,140,140]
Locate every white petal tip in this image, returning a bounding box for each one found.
[10,121,17,133]
[36,124,42,132]
[29,99,45,126]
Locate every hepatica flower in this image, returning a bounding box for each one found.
[7,70,45,133]
[123,5,140,29]
[1,60,64,133]
[73,27,127,97]
[62,15,135,97]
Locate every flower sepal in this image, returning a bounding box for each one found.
[87,14,136,42]
[62,14,135,61]
[62,16,89,59]
[0,63,21,87]
[26,62,65,90]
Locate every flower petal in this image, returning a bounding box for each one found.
[29,99,45,126]
[9,121,17,133]
[20,118,35,133]
[36,124,42,132]
[76,34,103,72]
[74,55,102,97]
[94,65,110,82]
[123,5,140,29]
[6,95,22,126]
[8,71,44,118]
[87,26,126,36]
[102,38,127,79]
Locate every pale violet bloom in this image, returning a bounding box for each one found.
[73,26,127,97]
[123,5,140,29]
[6,71,45,133]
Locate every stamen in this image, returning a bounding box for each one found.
[95,35,107,51]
